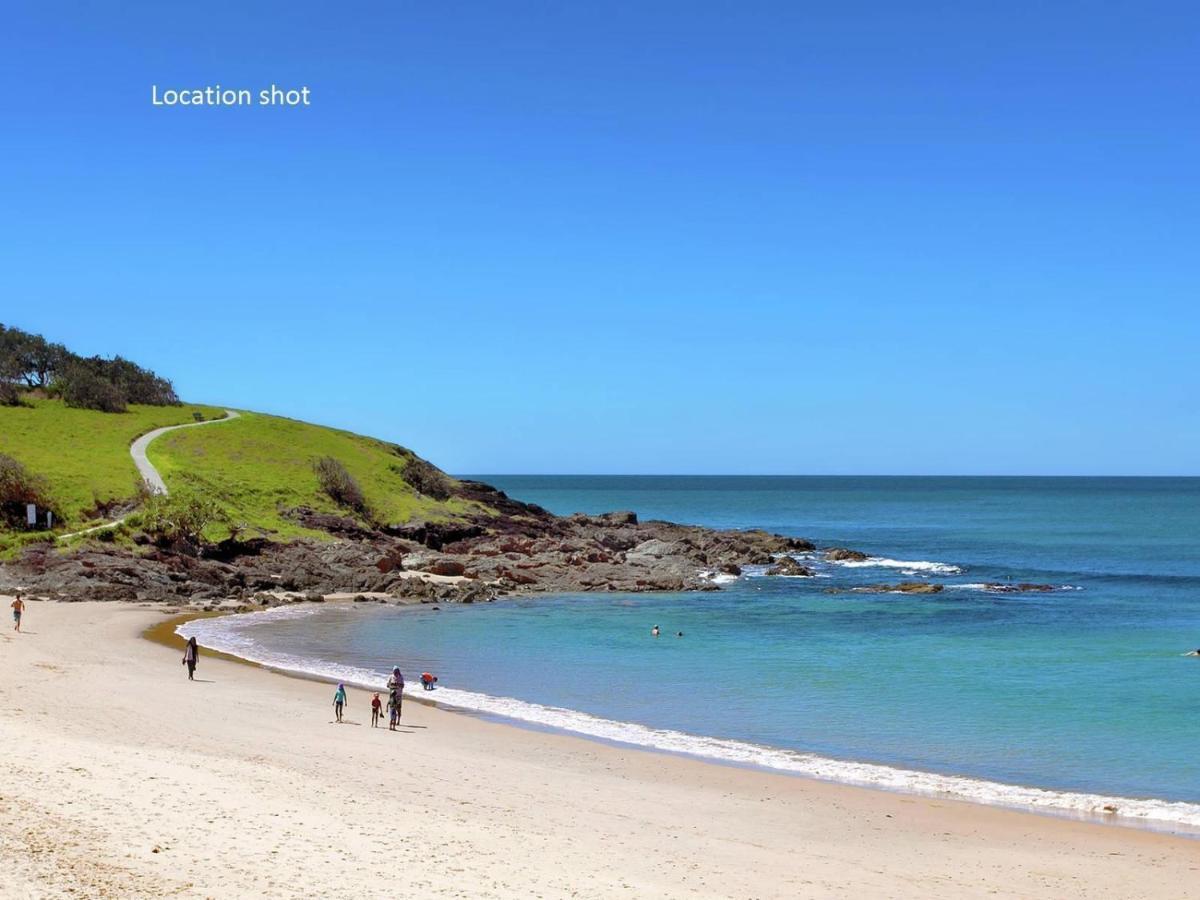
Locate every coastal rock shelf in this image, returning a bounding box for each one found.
[3,479,820,605]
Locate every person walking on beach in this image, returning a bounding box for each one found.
[11,594,25,632]
[333,683,348,723]
[371,692,382,727]
[181,636,199,680]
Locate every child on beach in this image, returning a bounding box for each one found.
[333,683,347,723]
[11,594,24,632]
[371,692,382,727]
[387,691,400,730]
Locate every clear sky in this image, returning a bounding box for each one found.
[2,2,1196,474]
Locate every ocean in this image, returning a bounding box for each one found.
[179,476,1200,829]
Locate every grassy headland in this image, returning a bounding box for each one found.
[146,411,481,540]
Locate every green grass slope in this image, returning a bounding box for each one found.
[0,398,224,525]
[147,411,481,540]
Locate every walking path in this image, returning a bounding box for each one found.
[57,409,240,540]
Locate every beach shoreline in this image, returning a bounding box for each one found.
[2,599,1198,898]
[170,599,1200,838]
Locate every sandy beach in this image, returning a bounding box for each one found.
[0,599,1196,899]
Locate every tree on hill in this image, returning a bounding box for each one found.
[0,324,68,390]
[0,323,179,411]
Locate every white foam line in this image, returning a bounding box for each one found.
[178,607,1200,831]
[829,556,963,575]
[954,583,1082,593]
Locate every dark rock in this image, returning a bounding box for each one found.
[766,557,813,577]
[825,547,869,562]
[285,507,375,540]
[852,582,943,594]
[424,559,466,577]
[383,522,484,550]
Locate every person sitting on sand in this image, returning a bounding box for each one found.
[651,625,660,637]
[371,692,382,727]
[333,683,348,723]
[181,636,199,680]
[11,594,24,632]
[420,672,437,691]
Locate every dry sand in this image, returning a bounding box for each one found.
[0,599,1196,898]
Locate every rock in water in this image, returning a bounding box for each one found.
[851,582,944,594]
[824,547,869,562]
[765,557,814,577]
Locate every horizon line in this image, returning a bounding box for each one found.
[456,473,1200,479]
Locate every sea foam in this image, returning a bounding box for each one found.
[828,556,963,575]
[178,607,1200,832]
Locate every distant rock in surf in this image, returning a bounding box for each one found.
[824,547,869,562]
[765,557,814,577]
[827,582,945,594]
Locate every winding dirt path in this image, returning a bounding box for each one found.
[57,409,240,540]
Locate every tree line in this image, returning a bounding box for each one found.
[0,323,179,412]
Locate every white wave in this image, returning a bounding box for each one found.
[954,583,1081,593]
[178,607,1200,831]
[698,570,739,585]
[829,556,963,575]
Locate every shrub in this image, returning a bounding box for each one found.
[139,491,226,550]
[0,381,20,407]
[395,451,453,500]
[60,364,127,412]
[314,456,369,515]
[0,453,59,528]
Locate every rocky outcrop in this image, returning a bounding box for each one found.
[825,547,869,562]
[766,557,813,577]
[981,582,1055,593]
[1,476,842,604]
[826,582,944,594]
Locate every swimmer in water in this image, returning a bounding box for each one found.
[676,631,683,637]
[1185,649,1200,657]
[651,625,660,637]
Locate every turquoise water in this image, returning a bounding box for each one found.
[182,477,1200,827]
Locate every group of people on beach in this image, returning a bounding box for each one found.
[178,636,439,729]
[334,667,439,730]
[338,667,405,729]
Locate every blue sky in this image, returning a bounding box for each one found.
[1,1,1196,474]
